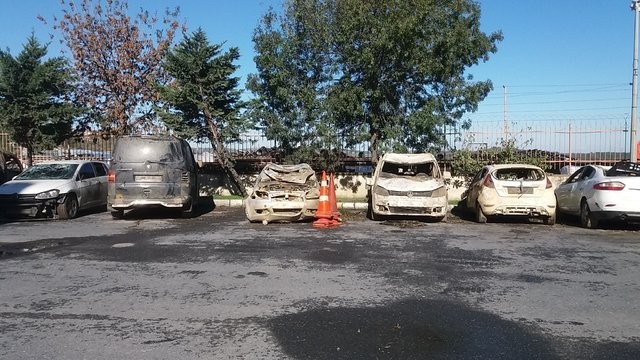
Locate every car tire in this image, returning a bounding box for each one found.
[475,202,487,224]
[544,212,556,225]
[57,193,79,220]
[111,210,124,219]
[580,200,598,229]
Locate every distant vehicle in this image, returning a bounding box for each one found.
[0,160,109,219]
[107,135,199,219]
[244,163,319,224]
[0,151,23,185]
[555,161,640,228]
[366,153,449,221]
[461,164,556,225]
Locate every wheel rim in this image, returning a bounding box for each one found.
[68,197,78,218]
[581,202,590,228]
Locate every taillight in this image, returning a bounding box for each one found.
[594,181,625,191]
[108,170,115,183]
[483,174,494,188]
[546,177,552,189]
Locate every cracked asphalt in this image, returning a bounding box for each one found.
[1,206,639,359]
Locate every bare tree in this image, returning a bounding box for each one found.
[42,0,182,135]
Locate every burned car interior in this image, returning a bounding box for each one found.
[380,162,436,178]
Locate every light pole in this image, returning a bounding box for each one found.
[631,1,640,161]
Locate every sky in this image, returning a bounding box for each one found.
[0,0,636,153]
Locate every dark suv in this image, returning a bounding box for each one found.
[107,135,199,218]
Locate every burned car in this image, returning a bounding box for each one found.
[244,163,319,224]
[366,153,449,221]
[0,151,23,185]
[107,135,199,219]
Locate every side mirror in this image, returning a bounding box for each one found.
[442,171,452,179]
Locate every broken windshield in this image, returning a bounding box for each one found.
[15,163,78,180]
[379,161,436,178]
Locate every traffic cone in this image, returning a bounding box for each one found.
[313,171,334,228]
[329,172,342,224]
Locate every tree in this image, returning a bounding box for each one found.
[0,34,78,166]
[45,0,181,135]
[246,2,340,168]
[248,0,502,165]
[157,29,249,196]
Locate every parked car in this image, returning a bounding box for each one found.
[366,153,449,221]
[107,135,199,219]
[0,160,109,219]
[0,151,23,185]
[461,164,556,224]
[555,161,640,228]
[244,163,319,224]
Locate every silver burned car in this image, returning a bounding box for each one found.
[244,163,319,224]
[107,135,199,219]
[0,160,109,219]
[367,153,449,221]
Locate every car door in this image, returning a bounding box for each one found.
[569,166,596,212]
[466,167,488,210]
[556,166,586,214]
[92,162,109,206]
[76,163,100,208]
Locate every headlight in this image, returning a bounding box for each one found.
[35,189,60,200]
[431,186,447,197]
[374,185,389,196]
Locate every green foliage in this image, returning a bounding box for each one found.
[452,138,549,188]
[157,28,247,143]
[248,0,502,164]
[0,34,79,165]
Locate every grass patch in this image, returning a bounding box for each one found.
[212,194,244,200]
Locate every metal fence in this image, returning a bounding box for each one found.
[0,116,635,173]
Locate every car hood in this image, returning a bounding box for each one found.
[0,179,72,195]
[376,177,445,191]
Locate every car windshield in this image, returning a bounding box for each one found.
[493,168,545,181]
[379,161,435,178]
[15,163,78,180]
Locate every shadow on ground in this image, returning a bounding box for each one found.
[268,298,640,360]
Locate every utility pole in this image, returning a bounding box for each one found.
[503,85,508,143]
[631,1,640,161]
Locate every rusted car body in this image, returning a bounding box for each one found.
[244,163,319,223]
[107,135,199,218]
[367,153,449,221]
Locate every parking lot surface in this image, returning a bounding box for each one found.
[1,207,639,359]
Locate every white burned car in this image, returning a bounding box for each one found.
[461,163,556,224]
[366,153,449,221]
[244,163,319,224]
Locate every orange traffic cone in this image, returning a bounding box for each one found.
[313,171,336,228]
[329,172,342,224]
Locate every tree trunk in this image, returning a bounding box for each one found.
[370,131,378,172]
[200,107,247,198]
[26,143,33,167]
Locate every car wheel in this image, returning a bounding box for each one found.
[111,210,124,219]
[544,212,556,225]
[57,193,79,220]
[475,202,487,224]
[580,200,598,229]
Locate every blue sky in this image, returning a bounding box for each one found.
[0,1,636,152]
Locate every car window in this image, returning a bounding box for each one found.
[15,163,79,180]
[5,154,22,172]
[565,167,585,183]
[92,162,107,176]
[579,166,595,181]
[78,163,96,180]
[494,168,545,181]
[380,161,435,178]
[472,167,488,184]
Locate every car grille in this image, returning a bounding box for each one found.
[388,207,433,214]
[0,193,36,203]
[388,190,432,197]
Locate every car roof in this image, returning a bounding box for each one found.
[381,153,436,163]
[33,160,106,165]
[485,163,543,171]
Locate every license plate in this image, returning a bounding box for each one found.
[135,175,162,182]
[507,187,533,194]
